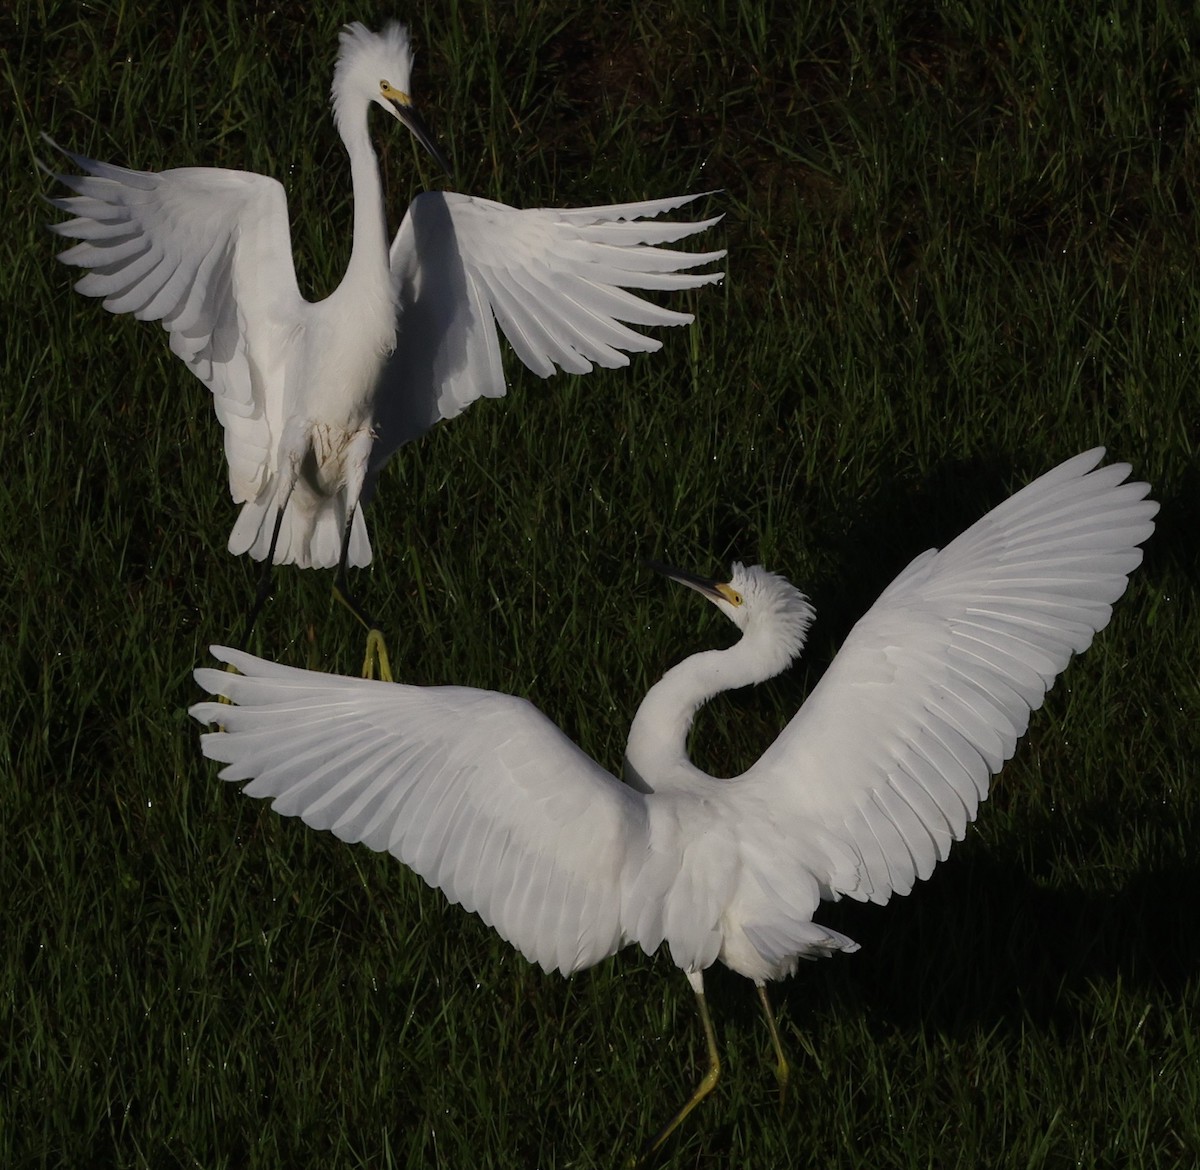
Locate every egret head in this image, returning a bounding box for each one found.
[649,560,815,663]
[333,21,452,176]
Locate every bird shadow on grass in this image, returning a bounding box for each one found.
[790,446,1194,659]
[690,837,1200,1092]
[703,447,1199,1045]
[803,836,1199,1035]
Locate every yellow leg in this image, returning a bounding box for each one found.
[756,982,790,1111]
[630,971,721,1167]
[217,658,243,707]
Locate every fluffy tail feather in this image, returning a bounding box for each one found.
[228,492,372,569]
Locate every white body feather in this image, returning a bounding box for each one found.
[192,449,1156,984]
[44,22,724,569]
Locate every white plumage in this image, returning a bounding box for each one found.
[191,448,1156,1151]
[44,21,724,572]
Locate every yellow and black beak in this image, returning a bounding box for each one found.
[382,84,452,177]
[645,560,743,607]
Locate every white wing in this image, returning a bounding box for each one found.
[43,139,305,508]
[370,191,724,466]
[191,647,650,975]
[736,449,1156,912]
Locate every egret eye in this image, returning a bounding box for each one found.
[714,582,743,606]
[188,450,1154,1160]
[46,16,726,702]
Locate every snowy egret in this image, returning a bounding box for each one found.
[44,20,724,677]
[190,448,1155,1155]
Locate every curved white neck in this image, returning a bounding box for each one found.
[623,629,790,793]
[335,106,392,305]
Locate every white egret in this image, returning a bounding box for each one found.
[190,448,1156,1156]
[44,20,724,677]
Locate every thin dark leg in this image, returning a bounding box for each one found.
[236,480,298,651]
[217,499,290,705]
[238,505,288,648]
[331,501,392,681]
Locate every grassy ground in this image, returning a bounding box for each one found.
[3,0,1199,1167]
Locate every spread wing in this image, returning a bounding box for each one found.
[735,449,1157,913]
[192,647,650,975]
[43,139,305,506]
[370,190,725,466]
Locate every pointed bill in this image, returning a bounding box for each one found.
[644,559,740,606]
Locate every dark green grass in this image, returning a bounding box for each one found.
[3,0,1199,1166]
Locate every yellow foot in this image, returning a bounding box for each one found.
[630,981,721,1166]
[217,658,243,706]
[628,1059,720,1168]
[362,628,393,682]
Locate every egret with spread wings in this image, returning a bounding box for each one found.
[44,20,724,678]
[191,449,1155,1157]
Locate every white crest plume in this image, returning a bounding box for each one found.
[191,449,1156,1155]
[332,21,415,131]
